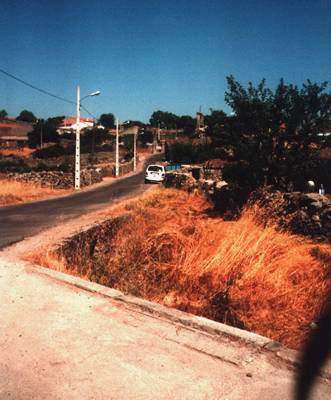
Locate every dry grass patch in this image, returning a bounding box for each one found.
[0,179,72,205]
[0,148,34,156]
[27,187,330,349]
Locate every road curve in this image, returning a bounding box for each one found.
[0,154,163,250]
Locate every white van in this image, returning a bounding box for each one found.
[144,164,165,183]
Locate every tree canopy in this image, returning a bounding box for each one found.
[0,109,8,120]
[204,109,231,147]
[150,110,195,129]
[149,111,178,129]
[16,110,37,123]
[98,113,115,130]
[28,117,64,148]
[222,76,330,192]
[149,110,196,136]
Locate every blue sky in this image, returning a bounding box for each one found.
[1,0,330,123]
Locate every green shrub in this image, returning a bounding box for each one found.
[58,158,72,172]
[33,144,67,159]
[0,159,32,173]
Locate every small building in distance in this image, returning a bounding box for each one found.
[57,116,104,134]
[0,118,33,148]
[57,116,94,134]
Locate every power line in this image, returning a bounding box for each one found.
[0,67,75,105]
[80,104,98,122]
[0,67,100,121]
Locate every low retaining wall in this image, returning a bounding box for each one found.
[164,170,331,242]
[5,169,103,189]
[247,188,331,242]
[49,214,130,279]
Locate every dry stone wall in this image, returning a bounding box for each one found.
[163,170,197,190]
[5,169,103,189]
[247,188,331,243]
[163,169,331,243]
[49,214,130,280]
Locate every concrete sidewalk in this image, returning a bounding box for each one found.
[0,258,330,400]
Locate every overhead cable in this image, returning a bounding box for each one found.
[80,104,98,121]
[0,67,75,105]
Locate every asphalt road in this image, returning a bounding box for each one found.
[0,154,163,250]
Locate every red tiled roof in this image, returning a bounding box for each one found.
[59,117,94,127]
[0,123,27,128]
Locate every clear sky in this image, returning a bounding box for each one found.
[1,0,330,123]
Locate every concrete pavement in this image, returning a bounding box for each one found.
[1,257,330,399]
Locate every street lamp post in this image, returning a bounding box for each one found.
[75,86,100,190]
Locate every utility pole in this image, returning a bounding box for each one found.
[115,117,119,177]
[74,86,100,190]
[133,130,137,171]
[40,120,43,149]
[75,85,81,190]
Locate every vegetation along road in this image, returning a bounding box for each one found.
[0,154,163,250]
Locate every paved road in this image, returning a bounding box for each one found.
[0,154,162,250]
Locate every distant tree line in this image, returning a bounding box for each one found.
[3,76,330,195]
[149,111,196,136]
[0,109,38,122]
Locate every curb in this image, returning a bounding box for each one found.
[20,259,330,380]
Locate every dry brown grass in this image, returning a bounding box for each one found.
[0,148,34,156]
[0,179,72,206]
[27,187,330,349]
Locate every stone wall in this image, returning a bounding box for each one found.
[5,169,103,189]
[247,188,331,243]
[49,214,130,279]
[163,170,197,191]
[163,169,331,242]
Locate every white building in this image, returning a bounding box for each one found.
[57,116,104,134]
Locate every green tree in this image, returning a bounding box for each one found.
[28,117,63,148]
[149,111,179,129]
[166,142,216,163]
[223,76,331,192]
[123,134,134,152]
[0,109,8,120]
[80,127,111,153]
[178,115,196,136]
[17,110,37,123]
[150,111,196,136]
[204,109,232,148]
[99,113,115,130]
[205,109,227,128]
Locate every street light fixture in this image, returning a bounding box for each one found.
[81,90,100,100]
[75,86,100,190]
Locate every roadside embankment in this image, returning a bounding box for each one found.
[24,188,330,351]
[164,169,331,242]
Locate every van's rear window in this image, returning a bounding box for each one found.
[148,166,162,172]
